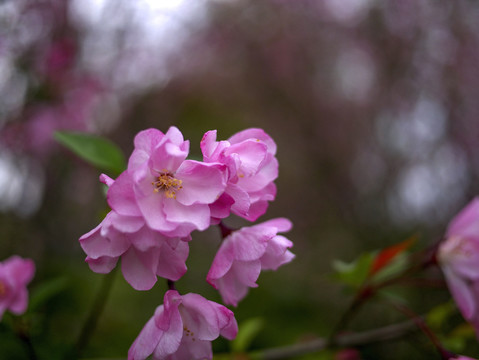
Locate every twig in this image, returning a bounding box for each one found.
[250,318,419,360]
[74,267,118,358]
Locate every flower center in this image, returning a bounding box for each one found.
[152,173,183,199]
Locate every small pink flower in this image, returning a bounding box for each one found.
[452,356,478,360]
[201,128,278,222]
[207,218,295,306]
[438,198,479,336]
[108,127,227,238]
[79,174,189,290]
[0,256,35,320]
[128,290,237,360]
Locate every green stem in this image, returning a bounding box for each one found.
[74,267,118,359]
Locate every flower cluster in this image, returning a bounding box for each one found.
[79,126,294,359]
[0,256,35,320]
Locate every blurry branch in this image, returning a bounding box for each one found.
[249,318,419,360]
[73,267,119,359]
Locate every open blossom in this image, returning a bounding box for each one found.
[0,256,35,320]
[128,290,237,360]
[80,211,189,291]
[201,128,278,222]
[207,218,295,306]
[108,127,227,238]
[438,197,479,336]
[80,175,189,291]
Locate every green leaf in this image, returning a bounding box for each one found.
[332,253,374,288]
[232,317,264,353]
[28,277,69,312]
[54,131,126,175]
[426,301,456,330]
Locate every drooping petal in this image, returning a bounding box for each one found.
[121,247,160,290]
[86,255,118,273]
[128,307,164,360]
[156,240,189,281]
[444,267,476,320]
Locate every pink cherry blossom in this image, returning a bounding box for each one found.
[0,256,35,320]
[207,218,295,306]
[438,197,479,337]
[79,174,189,291]
[201,128,278,222]
[452,356,478,360]
[128,290,237,360]
[108,127,227,238]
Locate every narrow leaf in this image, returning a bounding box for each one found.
[54,131,126,175]
[232,317,264,353]
[369,235,417,277]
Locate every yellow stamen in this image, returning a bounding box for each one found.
[151,173,183,199]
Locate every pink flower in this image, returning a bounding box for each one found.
[79,174,189,290]
[207,218,295,306]
[0,256,35,320]
[108,127,227,238]
[201,128,278,222]
[128,290,237,360]
[452,357,478,360]
[438,198,479,336]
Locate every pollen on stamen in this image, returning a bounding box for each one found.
[152,173,183,198]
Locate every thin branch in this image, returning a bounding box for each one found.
[74,267,118,358]
[251,318,419,360]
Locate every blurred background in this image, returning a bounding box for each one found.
[1,0,479,359]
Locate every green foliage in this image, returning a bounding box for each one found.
[54,131,126,176]
[29,277,69,312]
[332,253,374,288]
[232,317,265,353]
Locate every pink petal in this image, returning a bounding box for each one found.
[228,128,277,155]
[109,212,145,233]
[261,218,293,233]
[261,235,295,271]
[149,140,188,174]
[211,302,238,340]
[231,260,261,288]
[156,240,189,281]
[236,155,278,193]
[121,247,160,290]
[136,192,177,233]
[163,199,210,232]
[447,197,479,240]
[181,293,222,341]
[107,172,142,217]
[9,288,28,314]
[86,256,118,273]
[175,160,226,206]
[224,140,268,177]
[231,228,272,262]
[207,240,235,282]
[128,309,164,360]
[444,267,476,320]
[216,270,250,307]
